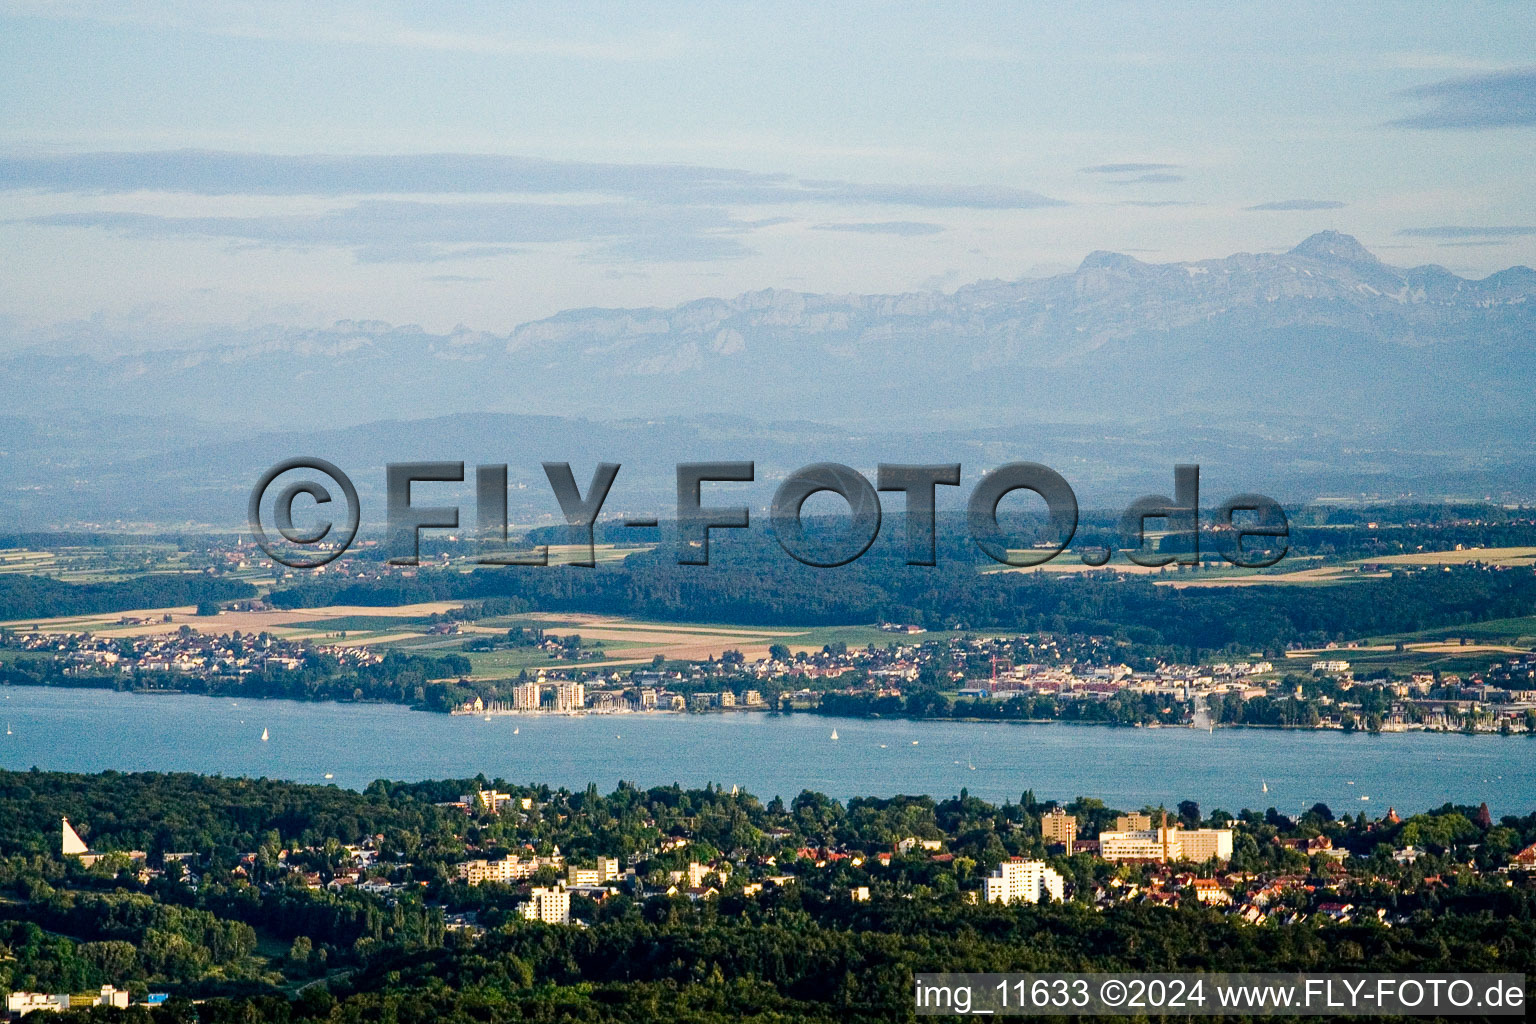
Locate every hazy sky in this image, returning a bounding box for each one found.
[2,1,1534,343]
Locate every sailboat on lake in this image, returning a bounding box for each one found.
[830,728,839,741]
[260,727,269,742]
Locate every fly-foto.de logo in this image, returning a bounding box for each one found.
[248,459,1287,571]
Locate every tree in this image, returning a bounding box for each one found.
[195,600,221,617]
[1177,800,1200,825]
[286,935,314,968]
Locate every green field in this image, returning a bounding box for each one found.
[1372,614,1536,647]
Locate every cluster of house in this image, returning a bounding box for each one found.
[5,629,382,679]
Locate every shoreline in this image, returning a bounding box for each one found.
[2,678,1530,739]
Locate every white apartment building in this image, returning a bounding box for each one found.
[462,789,514,813]
[981,858,1065,905]
[512,681,541,710]
[456,854,538,885]
[520,884,571,924]
[554,680,585,712]
[1098,823,1233,864]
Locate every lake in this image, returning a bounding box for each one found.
[2,686,1532,817]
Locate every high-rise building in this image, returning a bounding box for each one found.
[1114,812,1153,831]
[512,681,541,710]
[554,681,585,712]
[1040,808,1078,850]
[981,858,1065,905]
[520,884,571,924]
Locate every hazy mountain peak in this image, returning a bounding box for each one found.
[1287,230,1379,265]
[1078,249,1145,272]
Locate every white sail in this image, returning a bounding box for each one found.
[830,729,839,740]
[260,727,269,742]
[1261,780,1268,793]
[62,818,89,856]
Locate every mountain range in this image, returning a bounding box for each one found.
[3,231,1532,431]
[2,232,1534,527]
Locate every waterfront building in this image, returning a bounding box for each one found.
[554,681,585,712]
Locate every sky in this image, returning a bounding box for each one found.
[1,1,1534,347]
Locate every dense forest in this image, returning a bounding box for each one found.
[0,576,255,623]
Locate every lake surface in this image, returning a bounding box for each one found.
[2,686,1532,817]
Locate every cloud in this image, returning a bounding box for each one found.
[0,150,1066,209]
[1397,225,1536,238]
[584,235,755,263]
[1115,200,1196,208]
[1375,52,1510,73]
[0,0,686,62]
[1245,199,1347,211]
[1123,173,1184,184]
[350,243,525,264]
[1079,163,1182,174]
[1436,240,1509,248]
[20,199,756,263]
[1388,67,1536,129]
[811,221,944,236]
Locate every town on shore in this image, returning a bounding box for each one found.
[6,620,1535,734]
